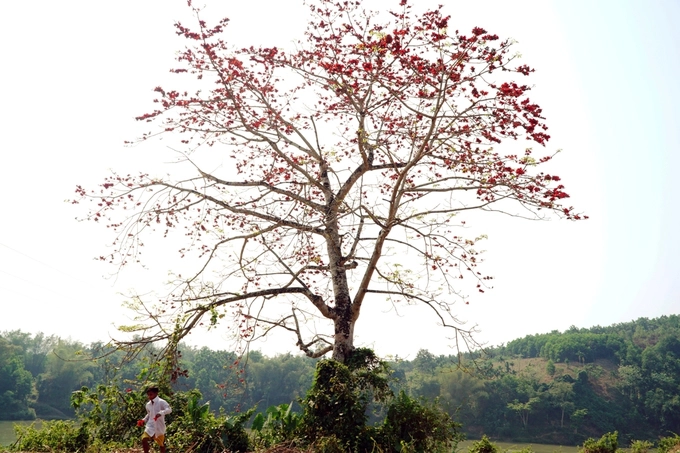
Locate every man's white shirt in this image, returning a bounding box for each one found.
[143,396,172,436]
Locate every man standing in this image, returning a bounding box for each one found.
[137,385,172,453]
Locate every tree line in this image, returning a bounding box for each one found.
[2,314,680,444]
[0,332,317,421]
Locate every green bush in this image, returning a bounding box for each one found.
[9,386,252,453]
[300,348,463,453]
[251,402,303,448]
[7,384,148,452]
[381,390,463,453]
[166,389,252,453]
[311,435,346,453]
[514,448,535,453]
[301,349,391,451]
[658,434,680,453]
[580,431,619,453]
[630,439,653,453]
[468,435,500,453]
[11,420,88,452]
[71,384,146,446]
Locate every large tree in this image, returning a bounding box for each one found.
[75,0,584,363]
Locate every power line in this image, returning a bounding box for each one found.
[0,269,73,300]
[0,284,44,303]
[0,241,98,287]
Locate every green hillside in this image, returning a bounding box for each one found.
[446,314,680,443]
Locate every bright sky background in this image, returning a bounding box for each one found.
[1,0,678,359]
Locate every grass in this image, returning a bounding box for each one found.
[458,439,580,453]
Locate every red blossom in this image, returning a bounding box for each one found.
[73,0,584,364]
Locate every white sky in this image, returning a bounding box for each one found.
[0,0,678,359]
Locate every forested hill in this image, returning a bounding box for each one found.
[2,314,679,444]
[475,314,680,441]
[502,314,680,364]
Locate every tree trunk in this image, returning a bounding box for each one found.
[332,316,354,362]
[326,210,354,363]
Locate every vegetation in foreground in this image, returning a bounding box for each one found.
[5,410,680,453]
[3,315,680,446]
[5,348,464,453]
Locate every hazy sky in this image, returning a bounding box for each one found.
[1,0,678,358]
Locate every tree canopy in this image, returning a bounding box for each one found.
[74,0,583,363]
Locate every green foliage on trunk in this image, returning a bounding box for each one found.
[300,349,390,451]
[300,348,461,452]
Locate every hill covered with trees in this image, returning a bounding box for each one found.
[1,314,679,445]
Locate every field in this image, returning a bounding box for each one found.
[458,440,580,453]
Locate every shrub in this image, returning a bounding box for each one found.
[11,420,88,452]
[546,360,556,376]
[630,439,653,453]
[300,349,391,451]
[468,435,500,453]
[311,435,346,453]
[580,431,619,453]
[167,389,252,453]
[70,384,146,446]
[515,448,535,453]
[658,434,680,453]
[251,402,303,448]
[10,386,252,453]
[300,348,463,453]
[381,391,463,453]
